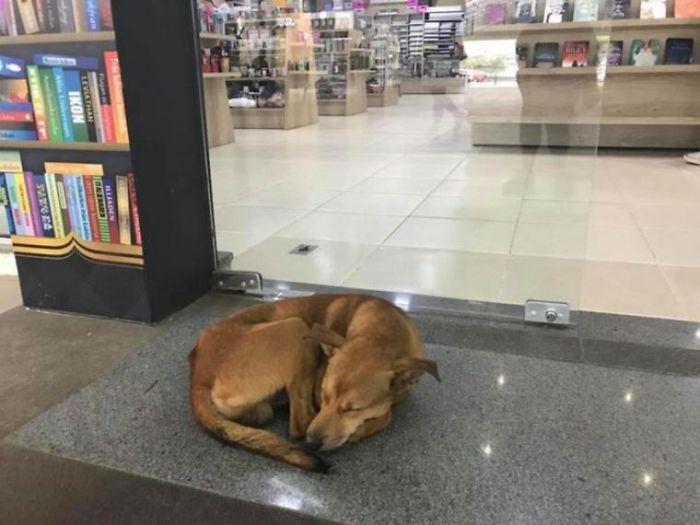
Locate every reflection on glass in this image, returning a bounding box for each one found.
[481,442,493,457]
[642,472,654,487]
[624,391,633,403]
[497,374,506,386]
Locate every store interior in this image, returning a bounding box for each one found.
[197,0,700,323]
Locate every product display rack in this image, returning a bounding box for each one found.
[1,1,215,322]
[314,27,371,116]
[227,15,319,130]
[467,7,700,148]
[200,32,236,147]
[367,30,401,107]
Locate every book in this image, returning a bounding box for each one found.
[640,0,666,18]
[534,42,559,68]
[14,171,35,235]
[0,55,37,141]
[4,173,27,234]
[57,0,76,32]
[0,1,8,36]
[127,173,140,246]
[102,176,118,242]
[675,0,700,17]
[35,0,46,32]
[562,40,589,67]
[44,0,60,32]
[64,69,89,142]
[33,53,99,71]
[665,38,694,65]
[73,174,91,240]
[16,0,40,34]
[483,2,507,24]
[87,71,103,142]
[51,67,74,141]
[92,175,110,242]
[100,0,112,29]
[97,72,114,143]
[63,175,82,238]
[104,51,128,144]
[34,173,55,237]
[26,65,49,140]
[597,40,623,66]
[24,171,42,236]
[6,0,18,36]
[573,0,599,21]
[82,174,100,239]
[0,173,15,234]
[83,0,99,31]
[605,0,630,18]
[544,0,570,22]
[55,174,71,233]
[39,67,63,140]
[631,39,661,66]
[44,162,103,176]
[44,173,65,237]
[516,44,529,68]
[513,0,536,22]
[79,71,97,142]
[115,174,130,244]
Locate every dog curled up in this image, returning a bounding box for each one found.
[189,294,440,473]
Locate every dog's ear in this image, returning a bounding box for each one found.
[305,323,346,357]
[391,358,441,388]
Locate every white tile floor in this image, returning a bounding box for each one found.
[210,95,700,322]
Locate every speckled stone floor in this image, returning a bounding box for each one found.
[5,294,700,524]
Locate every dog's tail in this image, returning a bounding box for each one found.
[189,385,329,473]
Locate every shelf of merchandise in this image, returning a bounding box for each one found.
[228,17,318,130]
[0,140,129,152]
[468,14,700,148]
[367,32,401,107]
[0,31,116,45]
[200,32,236,147]
[315,29,370,116]
[199,32,238,42]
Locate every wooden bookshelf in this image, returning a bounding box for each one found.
[0,140,129,152]
[0,31,116,46]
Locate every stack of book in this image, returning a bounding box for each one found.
[0,51,128,143]
[0,0,113,36]
[0,160,140,245]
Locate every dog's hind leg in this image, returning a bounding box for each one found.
[212,396,273,427]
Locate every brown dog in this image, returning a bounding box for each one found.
[189,294,439,472]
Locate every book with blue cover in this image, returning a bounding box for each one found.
[0,55,37,141]
[0,173,16,234]
[665,38,694,65]
[33,54,100,71]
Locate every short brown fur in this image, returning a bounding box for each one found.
[189,294,439,472]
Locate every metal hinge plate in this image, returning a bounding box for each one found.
[524,300,571,326]
[212,271,263,293]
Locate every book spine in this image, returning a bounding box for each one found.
[115,174,130,244]
[16,0,39,34]
[5,173,25,234]
[26,65,49,141]
[92,175,110,242]
[127,173,141,245]
[99,0,111,29]
[88,71,104,142]
[24,171,43,237]
[0,173,16,235]
[45,173,64,237]
[97,72,115,143]
[104,51,128,144]
[44,0,60,32]
[64,69,89,142]
[0,111,33,122]
[102,177,118,242]
[56,174,71,233]
[79,71,97,142]
[57,0,74,31]
[73,174,91,240]
[7,0,17,36]
[71,0,82,31]
[83,0,98,31]
[82,174,99,239]
[33,0,44,31]
[0,0,8,36]
[63,175,80,237]
[39,67,63,141]
[15,171,35,236]
[34,174,55,237]
[51,67,75,142]
[0,129,38,140]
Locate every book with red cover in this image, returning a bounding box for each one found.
[675,0,700,17]
[562,40,590,67]
[82,174,100,240]
[97,72,115,143]
[127,173,141,245]
[103,51,128,144]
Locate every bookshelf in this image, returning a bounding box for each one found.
[467,7,700,148]
[0,1,215,322]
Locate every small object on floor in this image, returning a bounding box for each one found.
[684,151,700,165]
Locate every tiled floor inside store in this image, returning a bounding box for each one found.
[211,94,700,322]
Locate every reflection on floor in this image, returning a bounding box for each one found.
[210,95,700,322]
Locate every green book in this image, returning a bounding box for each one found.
[92,177,111,242]
[38,68,64,142]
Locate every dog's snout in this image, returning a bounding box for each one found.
[304,438,323,452]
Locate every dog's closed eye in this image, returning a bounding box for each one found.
[341,405,366,412]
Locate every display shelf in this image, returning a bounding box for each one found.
[199,32,237,42]
[470,17,700,39]
[469,115,700,126]
[317,70,368,116]
[199,33,236,147]
[0,140,129,152]
[0,31,115,46]
[517,65,700,76]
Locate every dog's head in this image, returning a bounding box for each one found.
[304,323,439,451]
